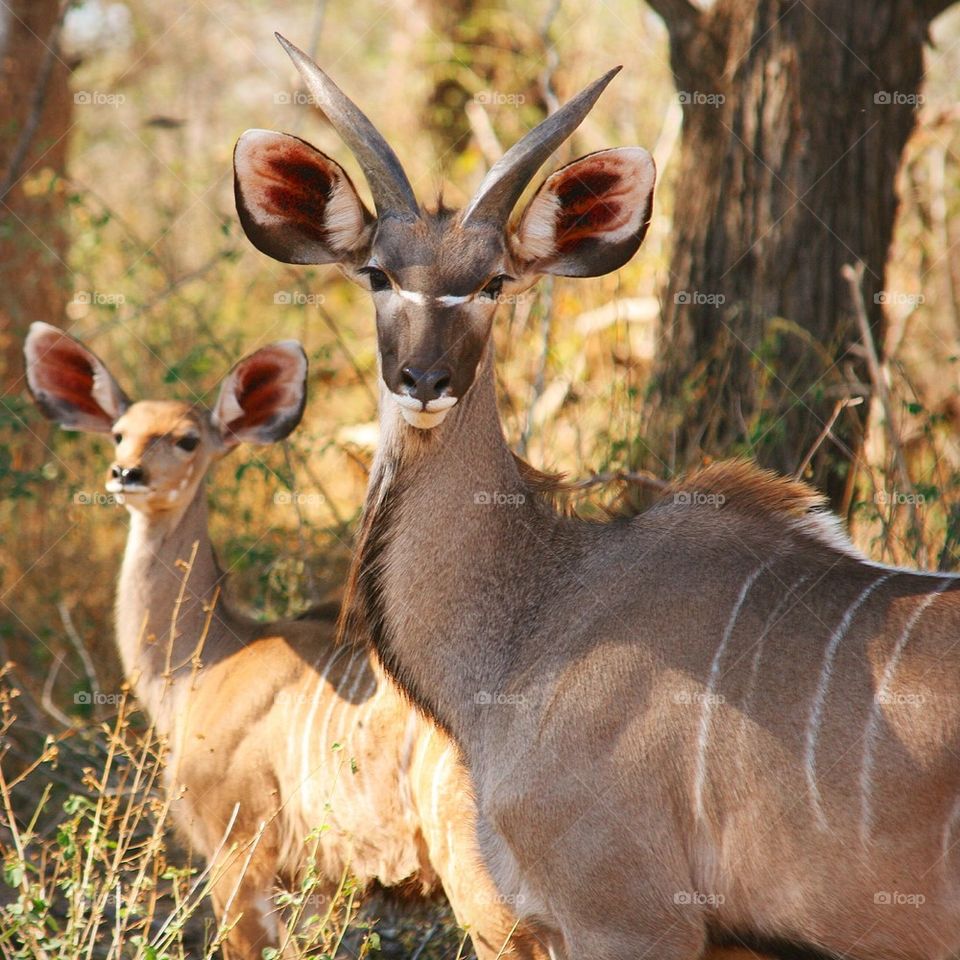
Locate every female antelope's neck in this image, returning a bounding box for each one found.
[115,488,230,732]
[356,346,555,745]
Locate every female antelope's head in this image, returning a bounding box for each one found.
[234,35,656,430]
[24,323,307,518]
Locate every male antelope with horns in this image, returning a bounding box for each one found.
[235,35,960,960]
[24,325,547,960]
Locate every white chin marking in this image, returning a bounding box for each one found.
[399,406,452,430]
[390,391,458,430]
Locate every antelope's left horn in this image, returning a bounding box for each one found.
[275,33,420,220]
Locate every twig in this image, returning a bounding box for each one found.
[644,0,703,39]
[565,469,668,494]
[842,262,917,530]
[793,396,862,480]
[314,301,377,409]
[58,600,101,704]
[411,922,440,960]
[41,653,72,728]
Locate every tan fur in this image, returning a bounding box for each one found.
[27,344,547,960]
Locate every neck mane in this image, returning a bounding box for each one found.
[339,344,564,744]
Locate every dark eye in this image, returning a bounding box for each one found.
[113,433,122,444]
[479,275,510,300]
[362,267,391,293]
[175,435,199,452]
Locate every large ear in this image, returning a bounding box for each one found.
[511,148,655,278]
[211,341,308,449]
[234,129,371,264]
[24,322,130,433]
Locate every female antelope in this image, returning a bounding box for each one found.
[234,35,960,960]
[24,324,546,960]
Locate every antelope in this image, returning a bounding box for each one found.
[23,323,547,960]
[234,34,960,960]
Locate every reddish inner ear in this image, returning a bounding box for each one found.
[252,141,335,243]
[229,350,296,431]
[32,339,104,419]
[552,165,633,253]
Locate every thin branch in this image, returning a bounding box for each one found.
[793,397,862,480]
[842,262,917,529]
[644,0,703,39]
[565,469,668,494]
[58,599,101,704]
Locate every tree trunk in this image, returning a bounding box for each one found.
[0,0,72,388]
[646,0,954,507]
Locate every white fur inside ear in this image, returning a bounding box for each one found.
[513,190,561,262]
[90,363,128,421]
[325,177,366,251]
[512,147,656,268]
[235,128,364,252]
[211,373,244,435]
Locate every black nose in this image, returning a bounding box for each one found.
[111,465,145,485]
[400,366,452,403]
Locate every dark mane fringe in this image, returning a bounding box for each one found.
[335,465,453,734]
[664,458,827,519]
[512,453,567,493]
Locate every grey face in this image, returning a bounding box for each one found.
[359,214,509,424]
[233,37,657,432]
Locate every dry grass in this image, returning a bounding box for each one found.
[2,0,960,956]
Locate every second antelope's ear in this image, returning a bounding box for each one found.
[23,322,129,433]
[211,341,308,449]
[234,129,372,264]
[510,148,655,278]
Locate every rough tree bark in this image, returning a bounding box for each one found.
[0,0,71,389]
[646,0,955,507]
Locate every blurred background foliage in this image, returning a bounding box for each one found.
[0,0,959,954]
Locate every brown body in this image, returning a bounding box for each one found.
[233,39,960,960]
[24,325,545,960]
